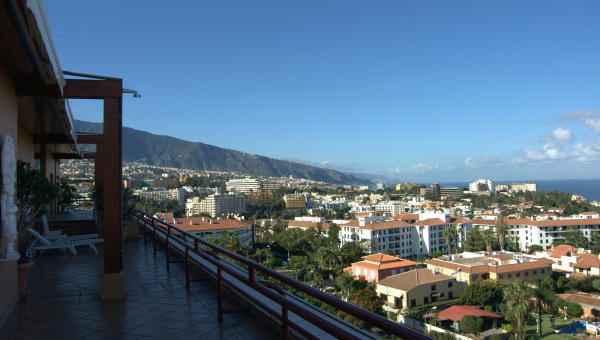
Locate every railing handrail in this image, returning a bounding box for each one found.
[133,209,431,340]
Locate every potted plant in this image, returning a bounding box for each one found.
[16,161,59,298]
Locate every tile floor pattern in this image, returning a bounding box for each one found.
[0,238,277,340]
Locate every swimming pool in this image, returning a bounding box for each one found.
[559,321,587,334]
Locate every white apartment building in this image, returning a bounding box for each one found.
[135,188,186,204]
[469,179,495,194]
[510,182,537,192]
[472,215,600,251]
[374,202,407,216]
[185,193,246,217]
[339,213,472,259]
[225,178,261,194]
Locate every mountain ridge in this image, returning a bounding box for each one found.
[74,120,370,185]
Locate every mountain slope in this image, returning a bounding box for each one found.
[74,120,369,185]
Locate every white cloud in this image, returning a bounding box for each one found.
[561,111,600,133]
[394,163,438,174]
[551,127,572,141]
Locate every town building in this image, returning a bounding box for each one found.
[376,268,465,311]
[425,251,552,285]
[225,178,261,194]
[283,194,306,210]
[557,293,600,321]
[425,305,502,332]
[287,220,331,234]
[345,253,418,282]
[420,186,463,199]
[531,245,600,277]
[185,193,246,217]
[156,213,252,245]
[135,188,186,204]
[339,213,472,259]
[374,201,407,216]
[468,179,495,195]
[472,216,600,251]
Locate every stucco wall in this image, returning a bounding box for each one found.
[0,65,19,325]
[16,124,34,165]
[377,278,465,310]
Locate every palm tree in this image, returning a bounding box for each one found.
[482,228,495,253]
[335,272,354,300]
[496,218,508,251]
[220,230,244,254]
[532,282,557,336]
[503,281,533,340]
[442,224,458,255]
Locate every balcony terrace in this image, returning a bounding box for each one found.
[0,238,276,340]
[0,213,431,339]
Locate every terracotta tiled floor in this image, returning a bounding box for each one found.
[0,237,277,340]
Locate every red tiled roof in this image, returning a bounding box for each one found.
[161,217,252,231]
[471,218,600,227]
[428,305,502,322]
[557,294,600,308]
[360,220,413,230]
[341,220,360,227]
[415,218,446,226]
[362,253,403,263]
[357,253,419,270]
[391,214,419,221]
[425,258,552,274]
[574,253,600,269]
[549,245,579,258]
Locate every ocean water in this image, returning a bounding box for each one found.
[433,179,600,202]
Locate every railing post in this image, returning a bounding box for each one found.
[194,239,199,252]
[217,266,223,322]
[152,218,157,256]
[143,215,148,246]
[185,246,190,289]
[249,265,256,284]
[166,226,171,270]
[282,305,289,340]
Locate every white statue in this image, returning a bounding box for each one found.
[1,135,19,260]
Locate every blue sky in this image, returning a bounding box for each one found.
[46,1,600,182]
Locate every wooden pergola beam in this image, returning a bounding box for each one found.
[52,152,96,159]
[64,79,122,99]
[33,134,75,144]
[77,134,103,144]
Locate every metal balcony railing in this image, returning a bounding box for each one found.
[133,209,431,340]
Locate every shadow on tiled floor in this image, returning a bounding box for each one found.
[0,238,277,340]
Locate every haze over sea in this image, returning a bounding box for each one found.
[430,179,600,202]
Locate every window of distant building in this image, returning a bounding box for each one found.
[411,299,416,307]
[431,284,436,291]
[448,281,453,288]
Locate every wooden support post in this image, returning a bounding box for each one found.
[95,144,104,236]
[100,91,125,300]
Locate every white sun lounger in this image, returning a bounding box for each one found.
[41,215,99,241]
[26,228,104,258]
